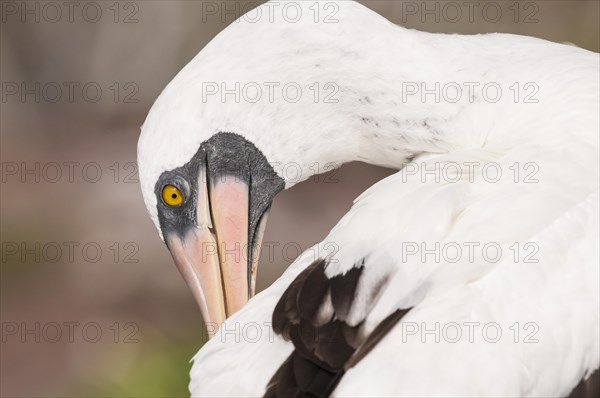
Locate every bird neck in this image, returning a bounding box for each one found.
[274,27,596,180]
[261,31,504,179]
[151,2,596,187]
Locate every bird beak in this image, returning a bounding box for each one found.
[165,167,266,337]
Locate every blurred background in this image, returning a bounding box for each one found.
[1,1,598,396]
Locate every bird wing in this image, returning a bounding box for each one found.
[334,188,599,397]
[265,144,599,397]
[192,144,599,397]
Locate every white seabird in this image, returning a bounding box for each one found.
[137,1,599,396]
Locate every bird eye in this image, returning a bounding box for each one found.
[162,184,184,207]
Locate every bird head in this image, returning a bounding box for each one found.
[137,6,348,336]
[138,1,418,336]
[143,129,285,335]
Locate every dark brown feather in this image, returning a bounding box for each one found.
[312,321,356,369]
[264,355,300,398]
[266,258,405,398]
[292,351,320,390]
[272,259,326,337]
[567,369,599,398]
[345,308,410,370]
[330,262,364,320]
[297,260,330,320]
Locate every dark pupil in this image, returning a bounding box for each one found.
[171,193,177,199]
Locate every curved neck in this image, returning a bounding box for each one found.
[282,29,597,179]
[146,1,598,188]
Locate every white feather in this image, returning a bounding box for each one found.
[136,1,600,396]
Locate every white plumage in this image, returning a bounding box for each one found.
[137,1,599,396]
[193,188,598,397]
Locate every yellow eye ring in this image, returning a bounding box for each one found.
[162,184,184,207]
